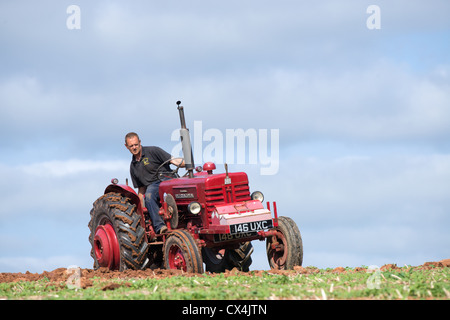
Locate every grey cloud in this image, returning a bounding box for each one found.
[1,0,449,271]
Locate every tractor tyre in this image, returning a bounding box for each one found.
[163,230,204,273]
[266,216,303,270]
[88,192,149,271]
[202,242,253,272]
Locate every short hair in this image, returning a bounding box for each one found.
[125,132,140,145]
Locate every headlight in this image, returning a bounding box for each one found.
[188,201,202,214]
[251,191,264,202]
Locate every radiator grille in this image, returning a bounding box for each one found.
[205,183,250,214]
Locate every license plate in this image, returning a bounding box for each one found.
[214,232,257,243]
[229,219,273,235]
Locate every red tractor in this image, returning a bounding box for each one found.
[88,102,303,272]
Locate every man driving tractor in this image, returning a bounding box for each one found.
[124,132,184,234]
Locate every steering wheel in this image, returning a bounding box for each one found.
[155,157,185,181]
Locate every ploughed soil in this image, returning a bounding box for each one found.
[1,259,449,289]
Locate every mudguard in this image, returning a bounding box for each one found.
[104,183,146,217]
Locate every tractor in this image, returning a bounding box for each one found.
[88,101,303,272]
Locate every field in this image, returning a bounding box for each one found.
[1,259,449,301]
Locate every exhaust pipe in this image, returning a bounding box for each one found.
[177,101,195,178]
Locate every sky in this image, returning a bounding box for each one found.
[0,0,449,272]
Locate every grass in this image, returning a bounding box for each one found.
[1,266,449,300]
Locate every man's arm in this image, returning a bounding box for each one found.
[170,158,185,167]
[138,186,146,207]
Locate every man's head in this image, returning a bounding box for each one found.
[125,132,142,158]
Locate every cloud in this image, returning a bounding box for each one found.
[273,153,450,221]
[0,158,129,272]
[0,255,91,273]
[21,159,129,178]
[164,60,450,149]
[0,159,129,220]
[302,222,450,268]
[2,61,449,155]
[254,152,450,267]
[0,75,178,160]
[1,1,449,157]
[1,1,449,272]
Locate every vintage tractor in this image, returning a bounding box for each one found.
[88,101,303,272]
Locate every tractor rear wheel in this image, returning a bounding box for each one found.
[163,230,204,273]
[202,242,253,272]
[88,192,149,271]
[266,216,303,270]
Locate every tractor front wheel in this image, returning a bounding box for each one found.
[266,216,303,270]
[163,230,204,273]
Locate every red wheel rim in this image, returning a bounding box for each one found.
[268,231,288,269]
[94,223,120,270]
[168,245,187,271]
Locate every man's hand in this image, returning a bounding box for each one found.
[170,158,185,168]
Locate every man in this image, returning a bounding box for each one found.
[125,132,184,234]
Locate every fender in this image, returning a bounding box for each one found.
[104,183,147,224]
